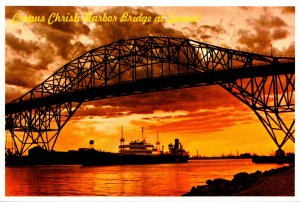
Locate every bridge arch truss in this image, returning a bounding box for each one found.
[5,36,295,156]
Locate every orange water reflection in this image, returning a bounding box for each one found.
[6,159,287,196]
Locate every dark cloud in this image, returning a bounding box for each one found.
[183,23,224,42]
[6,33,57,70]
[5,58,43,88]
[237,29,272,51]
[199,25,225,34]
[71,85,254,134]
[35,43,57,67]
[6,33,39,55]
[6,6,91,62]
[31,25,88,60]
[182,27,193,35]
[247,14,287,29]
[281,7,295,14]
[200,34,211,40]
[5,7,92,101]
[237,14,289,52]
[88,7,183,45]
[271,28,289,40]
[238,7,253,11]
[239,7,295,16]
[196,27,202,35]
[74,86,247,120]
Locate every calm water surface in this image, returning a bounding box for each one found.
[6,159,286,196]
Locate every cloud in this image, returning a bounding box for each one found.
[281,7,295,14]
[31,25,88,60]
[237,14,289,52]
[6,6,91,63]
[271,28,289,40]
[5,58,43,88]
[199,25,225,34]
[147,109,255,134]
[237,29,272,51]
[200,34,211,40]
[6,33,39,55]
[247,15,287,28]
[277,43,295,56]
[74,100,255,135]
[73,86,248,121]
[88,7,183,45]
[238,7,253,11]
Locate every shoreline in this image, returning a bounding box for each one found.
[183,164,294,196]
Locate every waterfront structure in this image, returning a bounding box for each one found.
[5,36,294,157]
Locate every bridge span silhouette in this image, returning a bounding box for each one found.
[5,36,295,156]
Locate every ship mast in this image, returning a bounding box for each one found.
[120,126,125,154]
[141,127,144,140]
[156,131,160,151]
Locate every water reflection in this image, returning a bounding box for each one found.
[6,159,286,196]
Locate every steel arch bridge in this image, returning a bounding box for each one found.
[5,36,295,156]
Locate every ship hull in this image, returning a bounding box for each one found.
[6,149,189,166]
[82,151,189,166]
[252,155,294,164]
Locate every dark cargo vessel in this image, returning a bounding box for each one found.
[6,137,189,166]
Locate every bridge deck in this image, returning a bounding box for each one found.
[6,62,294,114]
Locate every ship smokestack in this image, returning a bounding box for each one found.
[174,139,179,150]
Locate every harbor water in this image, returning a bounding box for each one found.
[6,159,286,196]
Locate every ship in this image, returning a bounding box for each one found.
[82,127,189,166]
[5,128,189,166]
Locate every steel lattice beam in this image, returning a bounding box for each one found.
[220,74,295,149]
[5,36,295,156]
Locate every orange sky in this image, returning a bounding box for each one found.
[5,6,295,156]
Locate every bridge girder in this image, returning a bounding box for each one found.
[5,36,295,156]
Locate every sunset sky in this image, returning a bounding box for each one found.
[5,6,295,156]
